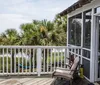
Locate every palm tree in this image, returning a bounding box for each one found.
[0,29,20,45]
[0,29,20,72]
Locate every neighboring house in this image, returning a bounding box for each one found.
[59,0,100,82]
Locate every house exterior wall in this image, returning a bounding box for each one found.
[67,0,100,82]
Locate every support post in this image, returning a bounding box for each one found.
[37,48,41,76]
[80,12,84,64]
[66,15,69,60]
[90,8,95,82]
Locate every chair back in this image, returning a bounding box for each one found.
[69,54,74,67]
[70,57,79,75]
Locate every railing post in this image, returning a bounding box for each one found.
[37,48,42,76]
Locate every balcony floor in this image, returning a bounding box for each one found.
[0,75,98,85]
[0,75,54,85]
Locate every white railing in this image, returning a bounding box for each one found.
[0,46,81,76]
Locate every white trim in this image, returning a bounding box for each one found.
[67,15,69,46]
[90,8,95,82]
[66,14,69,62]
[80,12,84,64]
[0,72,37,75]
[0,46,81,49]
[82,56,90,61]
[94,15,98,81]
[68,0,100,18]
[94,13,100,16]
[37,48,41,76]
[82,48,91,51]
[68,44,91,51]
[67,44,81,48]
[94,15,100,81]
[84,76,90,82]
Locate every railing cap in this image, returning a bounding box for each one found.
[0,46,82,49]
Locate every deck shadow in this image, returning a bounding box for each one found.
[51,77,90,85]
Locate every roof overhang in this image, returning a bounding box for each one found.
[59,0,93,16]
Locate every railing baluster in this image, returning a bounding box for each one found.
[7,48,8,74]
[58,49,60,67]
[14,48,16,73]
[0,49,1,73]
[78,49,79,57]
[33,49,34,72]
[47,49,48,72]
[10,48,12,73]
[43,49,45,72]
[26,48,27,73]
[75,48,76,57]
[63,49,65,68]
[57,49,58,67]
[61,49,62,68]
[3,48,4,74]
[22,48,23,73]
[29,48,31,73]
[51,49,52,72]
[54,49,56,69]
[18,48,20,74]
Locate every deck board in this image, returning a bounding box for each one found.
[0,75,98,85]
[0,76,54,85]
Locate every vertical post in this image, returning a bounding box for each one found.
[90,8,95,82]
[3,48,4,74]
[51,49,52,72]
[94,16,99,81]
[67,15,69,46]
[7,48,8,74]
[66,15,69,63]
[37,48,41,76]
[14,48,16,73]
[10,48,12,73]
[81,12,84,64]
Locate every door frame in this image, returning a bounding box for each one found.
[94,14,100,81]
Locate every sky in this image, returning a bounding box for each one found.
[0,0,78,33]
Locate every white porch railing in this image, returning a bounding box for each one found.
[0,46,81,76]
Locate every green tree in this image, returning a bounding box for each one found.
[0,29,20,45]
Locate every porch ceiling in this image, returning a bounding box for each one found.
[59,0,93,16]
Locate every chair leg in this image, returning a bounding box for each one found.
[70,80,72,85]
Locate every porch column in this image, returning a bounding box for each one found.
[37,48,42,76]
[67,15,69,46]
[90,8,95,82]
[66,15,69,59]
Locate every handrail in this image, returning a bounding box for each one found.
[0,46,82,49]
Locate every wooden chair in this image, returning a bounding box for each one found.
[66,54,74,69]
[52,56,79,85]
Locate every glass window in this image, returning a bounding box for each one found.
[83,10,92,49]
[82,58,90,79]
[95,6,100,13]
[82,49,90,58]
[69,13,82,46]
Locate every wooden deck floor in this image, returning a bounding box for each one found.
[0,75,54,85]
[0,75,98,85]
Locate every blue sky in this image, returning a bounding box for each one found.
[0,0,78,33]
